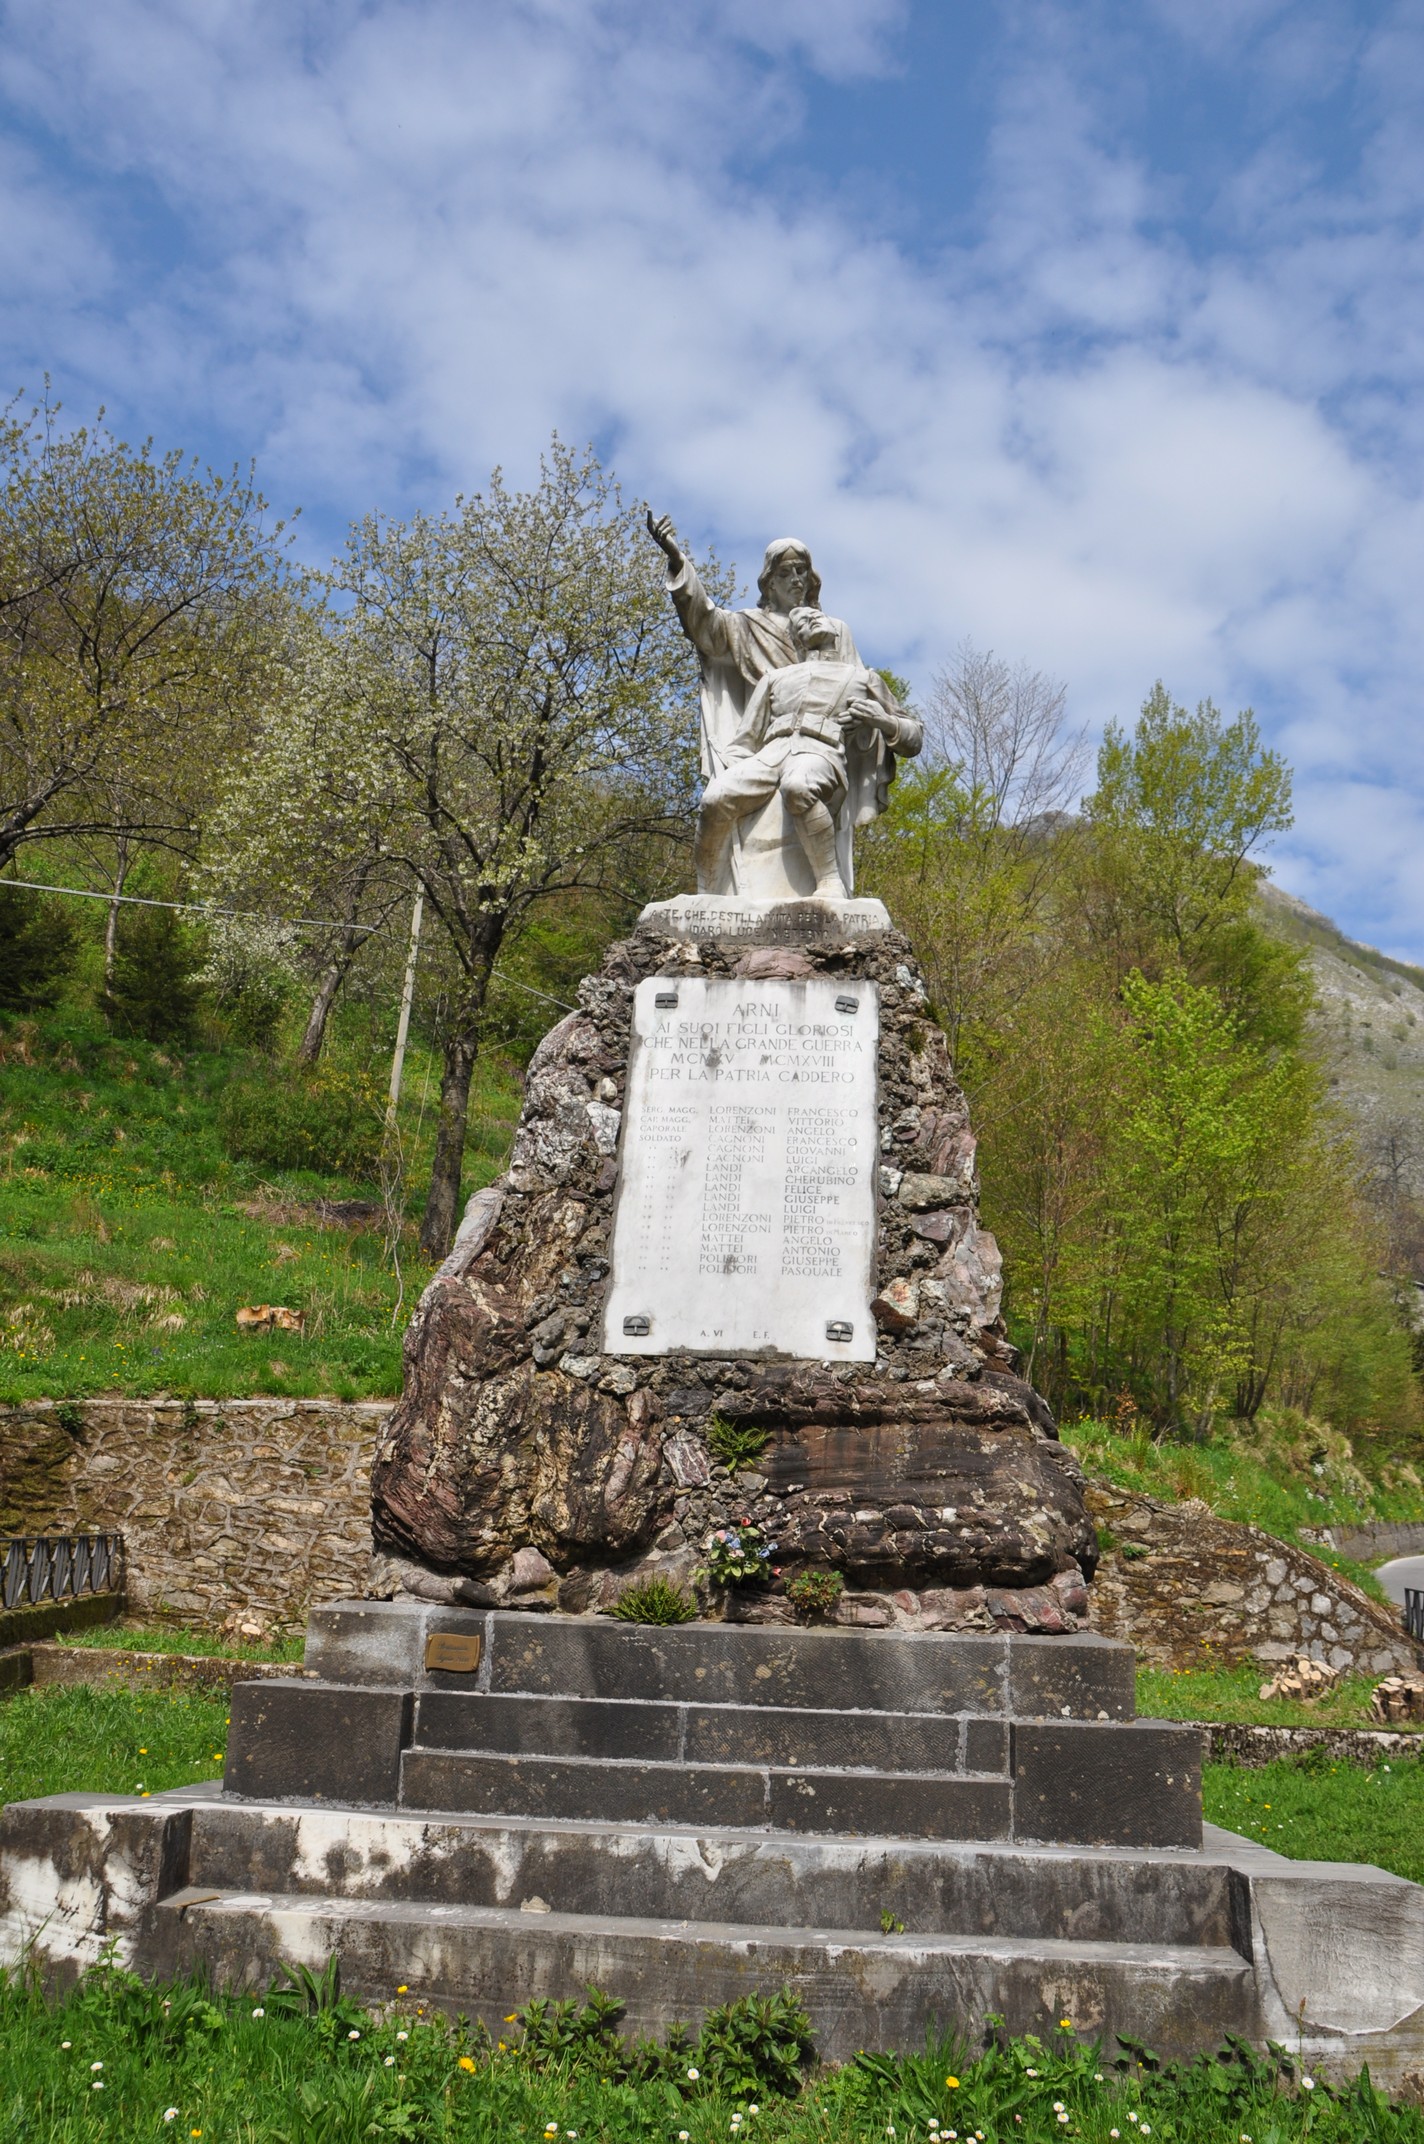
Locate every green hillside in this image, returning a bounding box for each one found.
[0,1005,521,1402]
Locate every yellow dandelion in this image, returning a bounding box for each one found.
[457,2055,476,2073]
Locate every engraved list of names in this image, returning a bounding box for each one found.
[603,976,879,1360]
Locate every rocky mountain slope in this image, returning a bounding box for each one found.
[1260,881,1424,1220]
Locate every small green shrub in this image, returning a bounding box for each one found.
[609,1575,697,1624]
[0,886,77,1011]
[219,1064,383,1179]
[785,1568,844,1618]
[54,1400,85,1438]
[514,1984,813,2098]
[104,904,204,1044]
[707,1415,771,1472]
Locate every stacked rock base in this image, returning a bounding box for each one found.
[4,1603,1423,2087]
[369,917,1097,1629]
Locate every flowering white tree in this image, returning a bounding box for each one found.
[0,400,292,881]
[201,613,411,1063]
[336,440,698,1255]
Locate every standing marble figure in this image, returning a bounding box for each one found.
[646,511,921,898]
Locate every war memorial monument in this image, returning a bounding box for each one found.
[2,519,1422,2084]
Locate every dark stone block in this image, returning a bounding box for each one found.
[225,1681,413,1807]
[400,1750,768,1828]
[304,1601,429,1688]
[767,1770,1010,1840]
[964,1717,1009,1774]
[1011,1721,1202,1849]
[483,1615,1007,1715]
[683,1704,964,1772]
[414,1691,680,1761]
[1005,1635,1135,1722]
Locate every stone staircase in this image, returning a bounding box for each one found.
[150,1797,1253,2060]
[3,1601,1422,2082]
[225,1604,1204,1850]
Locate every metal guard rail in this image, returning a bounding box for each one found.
[1406,1587,1424,1644]
[2,1533,124,1612]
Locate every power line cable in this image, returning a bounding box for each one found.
[2,876,380,935]
[2,873,578,1012]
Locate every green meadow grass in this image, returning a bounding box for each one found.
[1203,1748,1424,1884]
[0,1961,1414,2144]
[59,1622,304,1663]
[0,1010,521,1401]
[0,1684,231,1805]
[1136,1660,1406,1730]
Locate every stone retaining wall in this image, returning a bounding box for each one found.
[3,1642,303,1697]
[1087,1481,1423,1677]
[3,1400,1422,1673]
[1303,1519,1424,1562]
[1198,1720,1424,1768]
[0,1400,390,1629]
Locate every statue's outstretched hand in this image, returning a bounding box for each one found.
[645,509,685,574]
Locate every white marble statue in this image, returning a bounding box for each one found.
[647,513,921,899]
[694,606,918,898]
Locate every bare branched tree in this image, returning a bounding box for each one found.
[923,641,1086,841]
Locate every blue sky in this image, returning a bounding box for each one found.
[2,0,1423,956]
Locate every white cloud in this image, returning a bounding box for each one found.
[2,0,1424,952]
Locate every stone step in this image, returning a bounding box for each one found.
[399,1744,1013,1837]
[227,1678,1202,1848]
[183,1797,1240,1951]
[305,1602,1136,1719]
[412,1688,1001,1773]
[161,1886,1254,2062]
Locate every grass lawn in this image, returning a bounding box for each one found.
[0,1684,231,1804]
[0,1009,521,1401]
[59,1621,304,1663]
[1203,1750,1424,1883]
[1136,1660,1413,1730]
[0,1962,1412,2144]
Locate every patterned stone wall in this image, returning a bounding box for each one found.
[1086,1481,1422,1677]
[2,1397,1419,1672]
[0,1399,389,1628]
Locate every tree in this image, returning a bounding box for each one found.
[335,440,698,1255]
[1079,685,1293,968]
[200,612,411,1065]
[859,642,1080,1075]
[0,399,292,878]
[923,640,1084,836]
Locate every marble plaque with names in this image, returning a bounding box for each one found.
[603,976,879,1361]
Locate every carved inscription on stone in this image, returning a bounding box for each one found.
[604,977,879,1360]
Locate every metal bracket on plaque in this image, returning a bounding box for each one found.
[825,1319,853,1344]
[835,996,859,1014]
[424,1632,484,1674]
[654,991,679,1008]
[622,1314,651,1336]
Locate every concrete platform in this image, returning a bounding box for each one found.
[3,1602,1422,2084]
[2,1792,1422,2083]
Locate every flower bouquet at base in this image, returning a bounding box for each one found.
[702,1522,779,1587]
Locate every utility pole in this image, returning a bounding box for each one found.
[386,889,424,1131]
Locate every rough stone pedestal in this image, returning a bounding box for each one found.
[369,914,1096,1630]
[3,1602,1423,2088]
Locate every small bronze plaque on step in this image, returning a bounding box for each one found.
[424,1632,483,1674]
